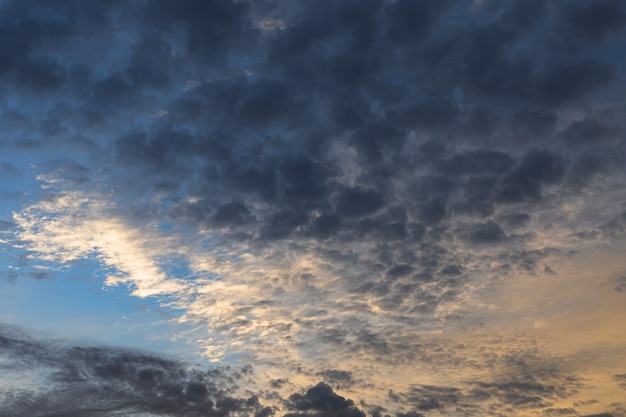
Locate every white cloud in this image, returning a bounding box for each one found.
[13,191,186,298]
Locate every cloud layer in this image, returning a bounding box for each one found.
[1,0,626,416]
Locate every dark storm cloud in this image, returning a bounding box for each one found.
[0,324,265,417]
[284,382,365,417]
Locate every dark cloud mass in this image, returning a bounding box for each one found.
[285,382,366,417]
[0,324,264,417]
[1,0,626,416]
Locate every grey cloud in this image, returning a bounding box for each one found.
[384,0,451,44]
[0,324,265,417]
[259,209,309,241]
[581,414,615,417]
[349,122,406,162]
[307,214,343,239]
[439,265,462,276]
[395,412,423,417]
[602,211,626,239]
[464,220,508,245]
[384,347,587,415]
[500,0,549,31]
[387,264,414,279]
[278,154,333,209]
[92,74,142,104]
[559,118,617,146]
[14,55,66,91]
[558,0,626,42]
[534,59,614,105]
[141,0,257,60]
[567,151,611,188]
[284,382,366,417]
[452,177,497,218]
[416,199,447,225]
[236,79,297,126]
[509,107,557,138]
[4,0,613,272]
[439,150,513,176]
[498,212,531,229]
[496,149,566,203]
[612,275,626,292]
[470,381,558,408]
[545,408,578,415]
[316,370,353,385]
[336,187,385,219]
[402,385,461,411]
[388,96,459,132]
[0,5,72,75]
[212,202,256,227]
[613,373,626,388]
[354,218,408,241]
[497,247,561,274]
[114,129,193,173]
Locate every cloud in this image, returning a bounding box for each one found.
[284,382,365,417]
[495,149,566,204]
[1,0,626,416]
[558,0,626,41]
[613,373,626,389]
[13,190,187,298]
[0,323,266,417]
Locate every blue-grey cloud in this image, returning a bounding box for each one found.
[1,1,626,416]
[0,324,265,417]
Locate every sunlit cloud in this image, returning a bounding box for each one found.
[14,190,186,298]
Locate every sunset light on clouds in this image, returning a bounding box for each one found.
[1,1,626,416]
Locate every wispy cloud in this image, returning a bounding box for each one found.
[13,191,186,298]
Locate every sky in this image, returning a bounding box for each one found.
[0,0,625,416]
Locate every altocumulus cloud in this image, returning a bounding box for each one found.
[1,0,626,416]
